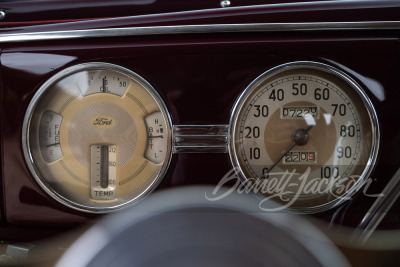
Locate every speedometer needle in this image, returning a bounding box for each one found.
[264,125,313,176]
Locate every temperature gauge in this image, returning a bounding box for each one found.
[90,144,117,200]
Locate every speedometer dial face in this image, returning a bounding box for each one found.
[23,63,172,213]
[229,62,379,212]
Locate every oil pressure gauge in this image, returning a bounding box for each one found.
[229,62,379,213]
[23,63,172,213]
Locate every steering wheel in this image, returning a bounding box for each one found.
[56,186,349,267]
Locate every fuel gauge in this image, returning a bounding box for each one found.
[39,110,63,163]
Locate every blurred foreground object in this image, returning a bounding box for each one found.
[56,186,349,267]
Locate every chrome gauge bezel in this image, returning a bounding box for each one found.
[22,62,173,213]
[228,61,380,213]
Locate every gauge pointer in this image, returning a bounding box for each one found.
[46,142,60,147]
[148,135,164,139]
[102,77,108,93]
[264,126,313,177]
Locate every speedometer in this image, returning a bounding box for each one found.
[23,63,172,213]
[228,62,379,213]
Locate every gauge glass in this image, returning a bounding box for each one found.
[23,63,172,213]
[229,62,379,212]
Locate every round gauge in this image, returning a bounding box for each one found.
[23,63,173,213]
[229,61,379,213]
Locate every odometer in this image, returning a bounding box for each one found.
[229,62,379,213]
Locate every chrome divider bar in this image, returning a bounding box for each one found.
[173,125,228,153]
[355,168,400,243]
[1,22,400,43]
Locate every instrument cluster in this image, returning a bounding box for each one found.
[21,61,379,214]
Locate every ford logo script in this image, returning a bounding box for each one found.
[90,116,116,128]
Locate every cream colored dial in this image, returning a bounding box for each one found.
[229,62,379,212]
[23,63,172,213]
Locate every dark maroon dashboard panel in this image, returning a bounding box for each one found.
[2,1,400,33]
[0,1,400,240]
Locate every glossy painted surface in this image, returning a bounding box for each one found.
[1,1,400,34]
[0,1,399,240]
[0,0,326,23]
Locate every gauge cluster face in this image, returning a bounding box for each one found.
[23,63,172,213]
[22,61,379,214]
[229,62,379,212]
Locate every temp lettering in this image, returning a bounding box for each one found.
[94,190,114,197]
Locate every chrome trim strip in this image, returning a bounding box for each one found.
[355,168,400,243]
[173,125,228,153]
[0,10,6,21]
[1,21,400,43]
